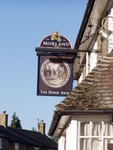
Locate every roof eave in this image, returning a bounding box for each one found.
[48,109,113,137]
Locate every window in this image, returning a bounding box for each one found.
[14,143,19,150]
[34,147,40,150]
[78,121,113,150]
[0,138,2,149]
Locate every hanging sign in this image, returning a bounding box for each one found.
[36,32,73,96]
[40,32,72,48]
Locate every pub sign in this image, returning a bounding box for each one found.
[36,32,73,96]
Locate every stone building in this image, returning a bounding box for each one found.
[0,112,57,150]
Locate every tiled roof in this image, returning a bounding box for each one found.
[0,126,57,149]
[56,51,113,111]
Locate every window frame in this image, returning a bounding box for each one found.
[78,120,113,150]
[14,143,20,150]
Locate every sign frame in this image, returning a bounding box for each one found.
[37,55,73,96]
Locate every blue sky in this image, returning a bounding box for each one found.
[0,0,88,133]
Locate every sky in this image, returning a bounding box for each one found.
[0,0,88,134]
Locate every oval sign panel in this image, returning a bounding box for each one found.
[40,58,71,88]
[40,32,72,48]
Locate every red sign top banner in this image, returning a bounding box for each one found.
[40,32,72,49]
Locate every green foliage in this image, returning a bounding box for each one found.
[50,136,58,143]
[31,127,37,131]
[10,112,22,129]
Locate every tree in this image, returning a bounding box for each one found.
[10,112,22,129]
[31,127,37,132]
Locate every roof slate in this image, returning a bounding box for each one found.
[56,51,113,111]
[0,126,57,149]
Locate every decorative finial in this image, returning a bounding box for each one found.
[51,32,61,42]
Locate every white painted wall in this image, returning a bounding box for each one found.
[78,43,98,84]
[78,72,83,83]
[58,136,65,150]
[90,43,97,72]
[86,52,89,76]
[70,120,78,150]
[66,124,71,150]
[62,120,78,150]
